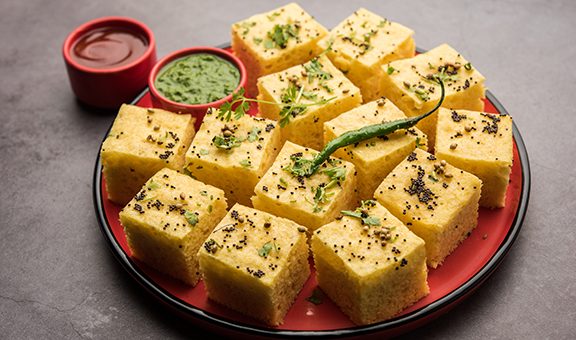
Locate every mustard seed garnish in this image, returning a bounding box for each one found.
[223,130,233,137]
[297,226,307,233]
[180,192,186,200]
[147,108,155,114]
[440,160,447,167]
[465,126,472,132]
[342,89,350,94]
[153,125,160,131]
[444,173,453,178]
[147,116,153,124]
[237,216,245,223]
[450,143,458,150]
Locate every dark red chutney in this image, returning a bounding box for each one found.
[71,26,148,69]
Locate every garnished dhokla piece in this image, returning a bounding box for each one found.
[257,55,362,149]
[231,3,328,95]
[435,108,513,208]
[311,200,428,325]
[119,168,227,286]
[317,8,415,102]
[324,98,427,200]
[379,44,486,147]
[251,141,357,231]
[101,104,195,205]
[374,148,482,268]
[184,109,282,207]
[197,203,310,326]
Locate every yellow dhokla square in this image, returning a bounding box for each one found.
[197,203,310,326]
[317,8,415,102]
[231,3,328,95]
[184,109,282,207]
[379,44,486,147]
[324,98,427,200]
[311,200,428,325]
[435,108,513,208]
[257,55,362,150]
[119,168,227,285]
[101,104,195,205]
[374,148,482,268]
[251,141,357,231]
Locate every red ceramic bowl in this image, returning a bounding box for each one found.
[63,16,157,109]
[148,47,247,129]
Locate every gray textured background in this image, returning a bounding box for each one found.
[1,0,575,338]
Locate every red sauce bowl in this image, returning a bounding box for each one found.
[148,47,247,129]
[63,16,157,109]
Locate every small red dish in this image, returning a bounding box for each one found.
[63,16,156,109]
[148,47,247,129]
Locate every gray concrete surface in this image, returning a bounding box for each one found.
[1,0,575,338]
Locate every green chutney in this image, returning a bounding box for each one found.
[155,53,240,105]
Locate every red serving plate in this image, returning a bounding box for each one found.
[93,46,530,338]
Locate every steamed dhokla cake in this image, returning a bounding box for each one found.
[257,55,362,150]
[435,108,513,208]
[311,200,428,325]
[317,8,415,102]
[184,108,282,207]
[379,44,486,147]
[197,203,310,326]
[251,141,357,231]
[101,104,195,205]
[231,3,328,95]
[324,98,427,200]
[119,168,227,285]
[374,148,482,268]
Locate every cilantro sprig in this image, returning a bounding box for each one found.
[264,23,300,49]
[341,200,381,226]
[217,87,334,128]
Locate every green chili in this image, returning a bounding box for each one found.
[289,78,445,177]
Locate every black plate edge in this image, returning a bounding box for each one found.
[92,51,531,339]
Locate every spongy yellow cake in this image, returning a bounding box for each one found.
[231,3,328,95]
[317,8,415,101]
[435,108,513,208]
[324,98,427,199]
[119,168,227,285]
[374,148,482,268]
[311,200,428,325]
[184,108,282,207]
[101,104,195,205]
[379,44,486,147]
[257,55,362,149]
[197,203,310,326]
[251,141,357,231]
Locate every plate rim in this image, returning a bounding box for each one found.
[92,46,531,338]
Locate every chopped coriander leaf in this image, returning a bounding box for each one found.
[212,135,242,150]
[147,180,161,190]
[464,62,472,71]
[184,210,199,226]
[265,23,299,49]
[200,190,208,196]
[279,177,288,187]
[303,58,333,85]
[312,184,334,213]
[199,148,209,155]
[341,200,381,226]
[386,66,395,75]
[377,19,389,28]
[253,37,263,45]
[240,159,252,168]
[415,137,422,148]
[258,241,279,257]
[247,127,261,142]
[321,166,346,183]
[428,174,438,182]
